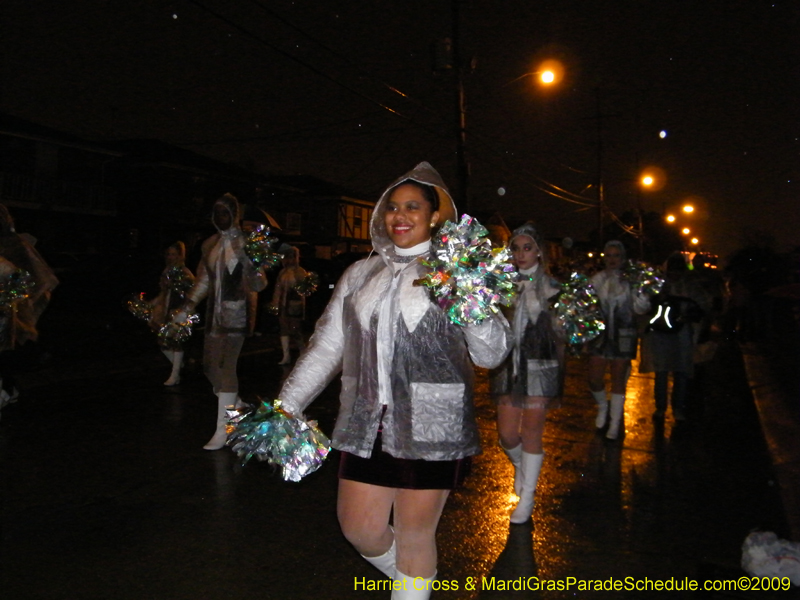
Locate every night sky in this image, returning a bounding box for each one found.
[1,0,797,258]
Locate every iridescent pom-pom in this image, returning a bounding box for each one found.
[226,399,330,482]
[164,266,193,297]
[552,272,606,347]
[157,311,199,349]
[244,224,282,270]
[126,292,153,322]
[622,261,665,296]
[414,214,518,326]
[293,271,319,297]
[0,269,35,307]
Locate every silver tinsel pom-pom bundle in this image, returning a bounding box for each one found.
[226,399,330,482]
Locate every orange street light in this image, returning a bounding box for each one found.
[641,175,654,187]
[506,60,565,88]
[666,214,676,223]
[537,59,564,85]
[690,238,699,245]
[682,227,691,235]
[683,204,694,214]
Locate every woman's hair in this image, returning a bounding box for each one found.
[166,241,186,262]
[510,222,549,273]
[603,240,627,261]
[509,222,554,301]
[389,179,439,213]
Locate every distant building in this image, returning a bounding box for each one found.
[256,174,374,260]
[0,113,374,262]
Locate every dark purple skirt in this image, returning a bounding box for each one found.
[338,432,471,490]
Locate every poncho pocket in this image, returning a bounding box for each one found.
[220,300,246,329]
[525,359,560,397]
[410,382,465,443]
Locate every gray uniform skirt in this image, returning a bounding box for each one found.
[490,311,563,409]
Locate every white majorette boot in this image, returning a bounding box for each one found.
[500,442,524,495]
[510,452,544,524]
[278,336,291,365]
[164,350,183,386]
[392,570,435,600]
[606,393,625,440]
[203,391,236,450]
[361,535,396,579]
[592,389,608,429]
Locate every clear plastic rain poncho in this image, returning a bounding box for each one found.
[150,244,195,329]
[0,205,59,350]
[588,241,650,359]
[187,194,267,336]
[279,162,511,461]
[490,223,566,406]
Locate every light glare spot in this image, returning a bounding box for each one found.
[497,187,506,196]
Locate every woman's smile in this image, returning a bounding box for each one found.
[384,183,439,249]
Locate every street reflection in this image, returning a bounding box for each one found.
[479,523,539,599]
[444,354,698,597]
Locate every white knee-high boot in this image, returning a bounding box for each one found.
[606,393,625,440]
[510,452,544,524]
[164,350,183,386]
[278,336,291,365]
[500,442,524,495]
[392,570,435,599]
[592,389,608,429]
[204,391,236,450]
[361,535,396,579]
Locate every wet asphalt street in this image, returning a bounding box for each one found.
[1,309,796,600]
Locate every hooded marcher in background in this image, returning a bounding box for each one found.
[276,163,511,598]
[490,222,565,524]
[639,253,711,421]
[270,245,307,365]
[149,241,195,386]
[180,194,267,450]
[587,240,650,440]
[0,204,58,408]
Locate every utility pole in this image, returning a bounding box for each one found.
[595,87,605,248]
[452,0,469,213]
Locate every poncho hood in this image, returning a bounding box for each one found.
[369,162,457,264]
[212,193,242,233]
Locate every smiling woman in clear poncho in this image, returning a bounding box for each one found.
[277,163,511,598]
